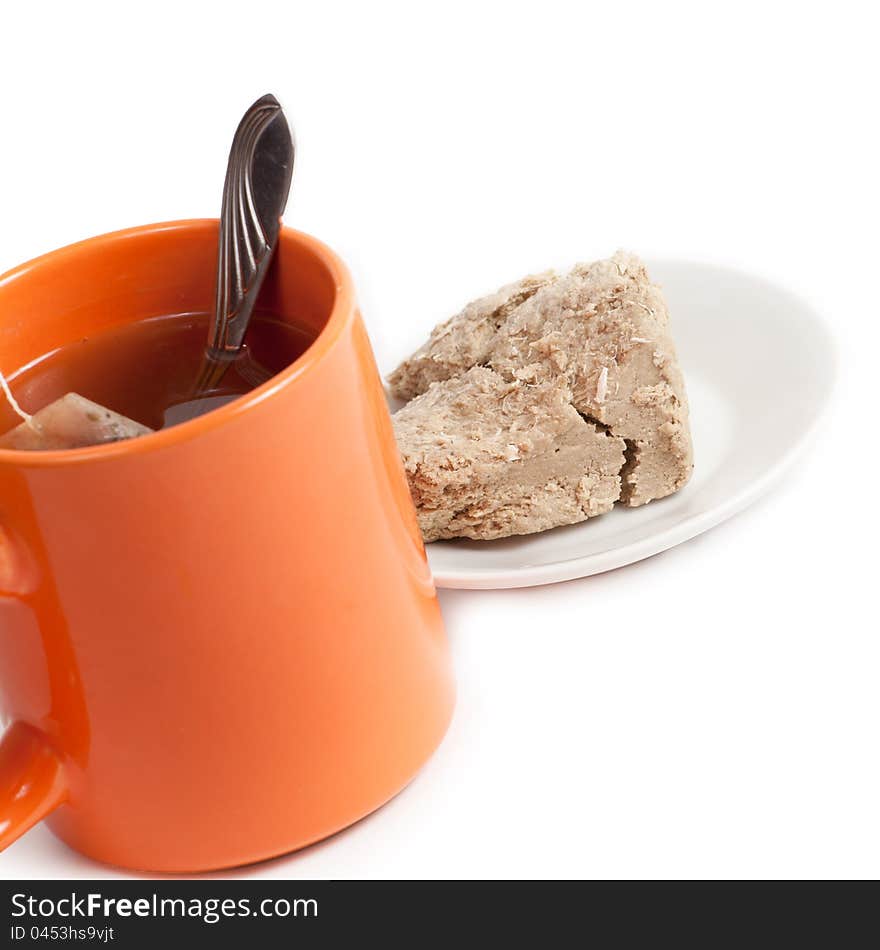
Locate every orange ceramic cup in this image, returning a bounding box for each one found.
[0,220,454,872]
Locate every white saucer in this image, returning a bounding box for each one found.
[418,259,836,589]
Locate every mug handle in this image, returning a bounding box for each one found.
[0,721,67,851]
[0,524,70,850]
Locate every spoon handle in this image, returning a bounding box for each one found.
[198,94,294,390]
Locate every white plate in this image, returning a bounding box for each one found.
[419,259,836,589]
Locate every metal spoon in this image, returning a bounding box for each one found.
[194,93,295,393]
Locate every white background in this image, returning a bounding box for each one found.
[1,0,877,879]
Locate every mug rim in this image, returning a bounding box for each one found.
[0,219,355,468]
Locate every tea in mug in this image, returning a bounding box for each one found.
[0,312,314,449]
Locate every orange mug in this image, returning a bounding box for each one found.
[0,220,455,872]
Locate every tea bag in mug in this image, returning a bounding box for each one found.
[0,376,151,451]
